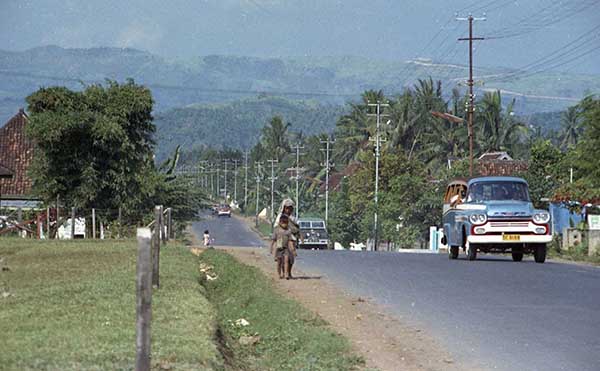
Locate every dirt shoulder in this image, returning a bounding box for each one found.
[224,247,476,371]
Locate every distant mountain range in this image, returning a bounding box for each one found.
[154,96,345,161]
[0,46,597,154]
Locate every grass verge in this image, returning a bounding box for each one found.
[199,249,364,371]
[256,220,272,239]
[0,238,221,370]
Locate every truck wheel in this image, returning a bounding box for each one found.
[466,242,477,261]
[449,246,459,259]
[512,246,524,262]
[534,244,546,263]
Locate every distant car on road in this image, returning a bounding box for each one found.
[217,204,231,218]
[297,218,330,250]
[442,176,551,262]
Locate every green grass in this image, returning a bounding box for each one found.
[256,221,273,239]
[0,238,221,370]
[199,249,364,371]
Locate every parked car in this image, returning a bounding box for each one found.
[297,218,330,249]
[217,204,231,218]
[441,176,552,262]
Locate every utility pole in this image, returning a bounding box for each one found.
[457,14,486,177]
[291,143,304,220]
[244,150,249,210]
[223,159,230,201]
[267,159,279,222]
[320,137,335,225]
[216,167,220,200]
[255,162,263,227]
[368,102,389,252]
[232,159,239,202]
[209,163,215,197]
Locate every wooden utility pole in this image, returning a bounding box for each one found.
[457,14,486,177]
[244,150,249,210]
[254,162,263,228]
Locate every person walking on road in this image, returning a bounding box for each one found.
[270,214,297,279]
[274,198,301,278]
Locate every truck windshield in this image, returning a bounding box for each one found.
[311,221,325,228]
[466,181,530,202]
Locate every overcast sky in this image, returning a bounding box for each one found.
[1,0,598,74]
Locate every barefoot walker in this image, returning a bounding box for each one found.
[270,214,297,279]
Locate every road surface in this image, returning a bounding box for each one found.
[192,213,600,371]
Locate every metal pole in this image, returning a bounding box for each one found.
[244,151,249,210]
[216,168,220,200]
[223,160,229,201]
[367,102,389,251]
[267,159,278,222]
[320,137,335,224]
[233,159,239,202]
[292,144,304,219]
[255,162,262,228]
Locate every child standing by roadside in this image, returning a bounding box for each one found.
[203,230,212,247]
[270,214,297,279]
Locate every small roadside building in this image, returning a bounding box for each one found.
[477,151,528,176]
[0,109,39,209]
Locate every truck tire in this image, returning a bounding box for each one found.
[449,246,459,259]
[512,246,524,262]
[466,242,477,261]
[534,244,546,263]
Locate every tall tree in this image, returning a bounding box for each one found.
[26,80,155,211]
[559,105,583,149]
[261,116,290,161]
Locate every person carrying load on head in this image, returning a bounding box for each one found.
[270,213,297,279]
[274,198,302,277]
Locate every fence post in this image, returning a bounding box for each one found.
[135,228,153,371]
[152,206,161,288]
[118,207,122,239]
[56,196,60,240]
[92,208,96,239]
[71,207,76,239]
[46,207,50,239]
[167,208,172,241]
[160,205,166,244]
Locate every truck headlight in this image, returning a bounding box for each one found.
[469,213,487,225]
[533,212,550,224]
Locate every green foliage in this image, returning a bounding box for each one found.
[0,239,222,370]
[199,249,364,370]
[154,96,345,161]
[521,139,565,207]
[26,80,155,212]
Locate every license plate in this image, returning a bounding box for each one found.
[503,234,520,241]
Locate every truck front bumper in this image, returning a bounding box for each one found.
[467,235,552,244]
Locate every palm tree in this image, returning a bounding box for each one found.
[334,90,386,163]
[559,105,582,149]
[261,116,290,161]
[476,90,527,155]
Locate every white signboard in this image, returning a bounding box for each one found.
[588,215,600,230]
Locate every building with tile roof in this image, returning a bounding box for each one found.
[0,109,36,204]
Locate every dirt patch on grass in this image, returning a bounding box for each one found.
[225,247,478,371]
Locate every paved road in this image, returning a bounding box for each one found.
[192,213,600,371]
[191,212,264,247]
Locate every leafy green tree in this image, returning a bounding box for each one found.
[261,116,291,162]
[26,81,155,211]
[522,140,564,208]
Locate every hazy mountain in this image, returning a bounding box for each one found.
[2,0,598,75]
[1,45,598,126]
[154,96,345,161]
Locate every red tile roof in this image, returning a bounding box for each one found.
[0,109,34,198]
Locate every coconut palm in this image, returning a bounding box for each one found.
[261,116,291,162]
[476,90,527,155]
[559,105,582,149]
